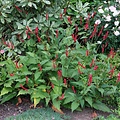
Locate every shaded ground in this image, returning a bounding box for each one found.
[0,98,110,120]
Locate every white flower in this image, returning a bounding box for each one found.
[114,31,120,36]
[114,21,119,26]
[98,9,104,13]
[104,24,109,28]
[97,41,102,44]
[95,19,101,25]
[109,6,116,12]
[118,26,120,30]
[103,1,107,3]
[113,10,120,16]
[116,0,120,3]
[0,50,4,54]
[105,15,111,22]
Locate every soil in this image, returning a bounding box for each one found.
[0,98,110,120]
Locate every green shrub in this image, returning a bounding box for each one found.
[0,0,120,112]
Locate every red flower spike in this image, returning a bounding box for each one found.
[10,73,14,77]
[109,66,116,78]
[37,35,41,42]
[72,86,76,93]
[116,72,120,83]
[20,84,28,91]
[98,26,104,37]
[89,24,98,39]
[102,44,105,53]
[26,30,30,39]
[14,5,22,12]
[52,60,57,69]
[78,62,86,69]
[105,42,108,48]
[90,59,95,67]
[92,12,96,18]
[67,16,72,25]
[57,70,62,79]
[93,66,98,70]
[78,68,83,74]
[56,30,59,38]
[26,26,32,33]
[72,34,77,42]
[64,8,67,14]
[59,94,64,100]
[38,64,42,71]
[86,50,89,56]
[84,22,89,31]
[108,48,115,58]
[75,25,78,33]
[11,43,14,49]
[46,13,48,20]
[64,78,67,85]
[103,31,109,40]
[51,83,54,89]
[15,62,19,69]
[35,27,39,36]
[60,13,63,19]
[26,76,28,84]
[65,49,69,57]
[88,74,92,86]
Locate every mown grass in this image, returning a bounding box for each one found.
[5,107,71,120]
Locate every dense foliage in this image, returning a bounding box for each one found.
[0,0,120,113]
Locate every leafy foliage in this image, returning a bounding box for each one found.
[0,0,120,112]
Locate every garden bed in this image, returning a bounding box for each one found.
[0,98,110,120]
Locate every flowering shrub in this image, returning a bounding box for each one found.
[0,0,120,112]
[82,0,120,53]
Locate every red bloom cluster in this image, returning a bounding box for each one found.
[109,66,116,78]
[72,86,76,93]
[72,34,77,42]
[88,74,92,86]
[116,72,120,83]
[67,16,72,24]
[20,84,28,91]
[78,62,86,69]
[64,78,67,85]
[108,48,115,58]
[59,94,64,100]
[38,64,42,71]
[57,70,62,79]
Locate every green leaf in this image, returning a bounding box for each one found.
[64,97,75,104]
[0,87,13,96]
[34,97,41,108]
[85,97,92,107]
[71,101,79,112]
[93,101,111,113]
[1,92,17,104]
[97,88,104,96]
[16,22,25,29]
[35,72,41,80]
[52,99,61,110]
[17,89,30,96]
[43,0,51,5]
[62,66,67,77]
[53,86,62,95]
[22,71,32,75]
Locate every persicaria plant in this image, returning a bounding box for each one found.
[0,0,120,113]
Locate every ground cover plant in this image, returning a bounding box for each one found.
[0,0,120,115]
